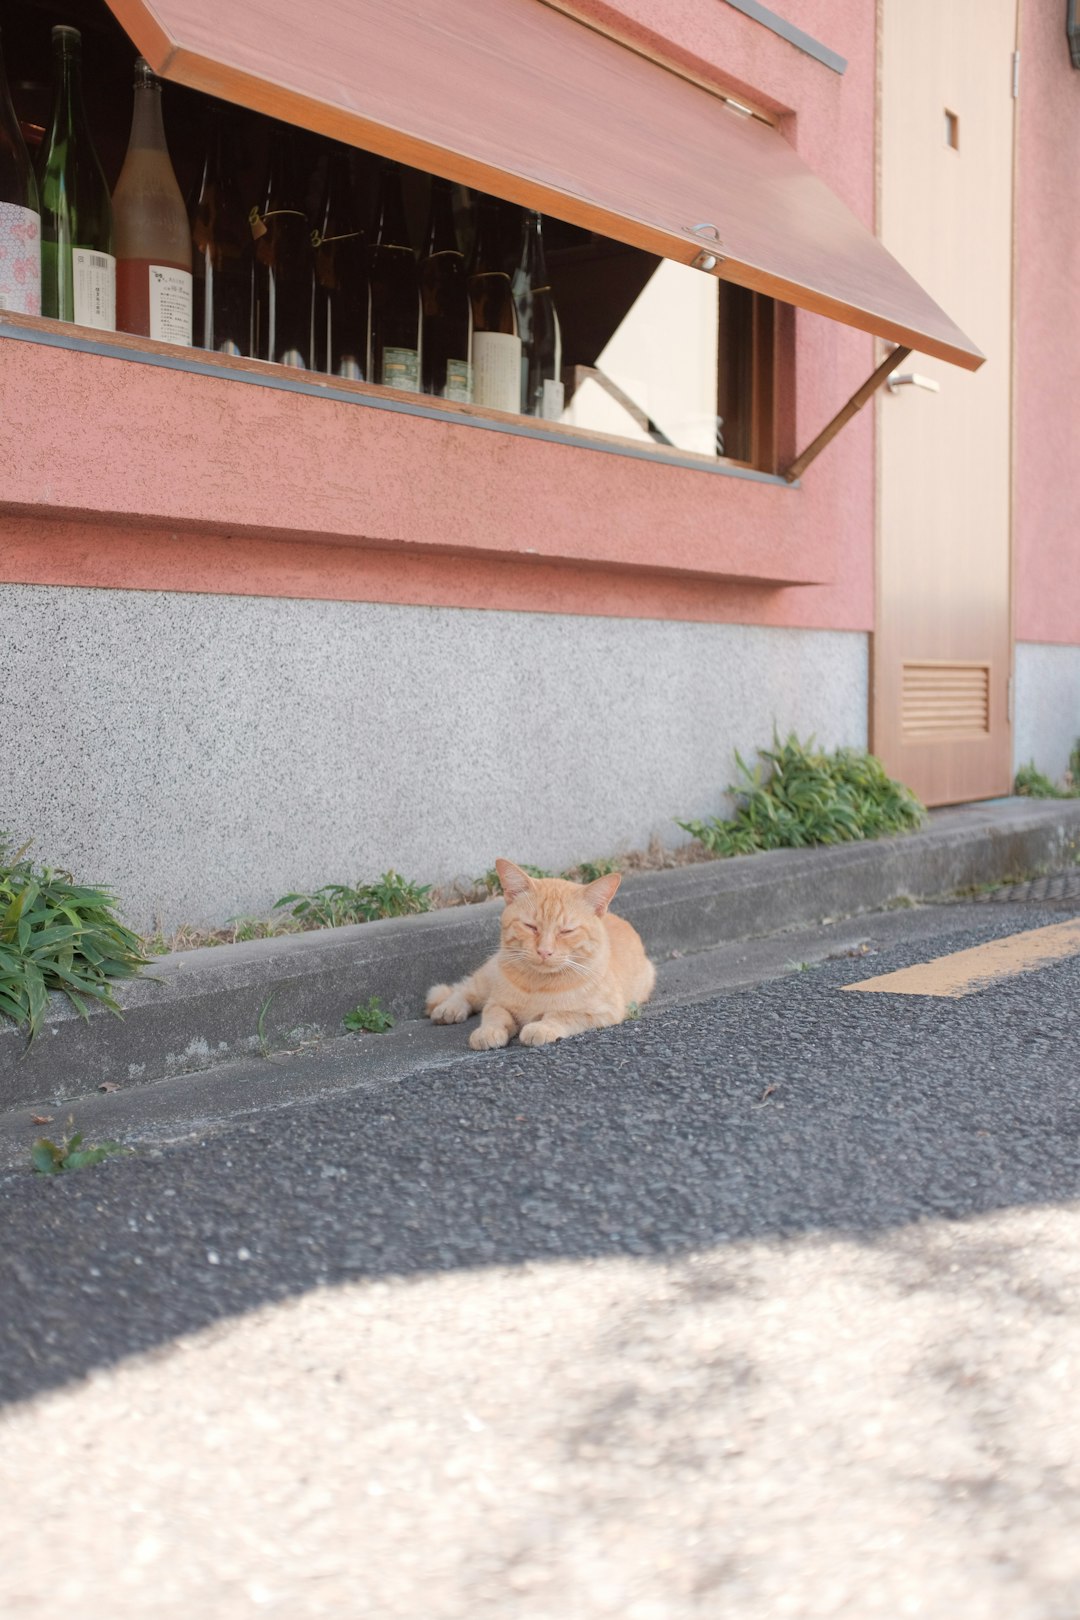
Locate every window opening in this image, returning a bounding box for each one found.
[1,0,778,472]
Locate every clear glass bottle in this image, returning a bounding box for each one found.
[469,195,520,413]
[113,58,192,343]
[37,25,115,329]
[420,177,471,402]
[190,101,252,357]
[367,160,420,391]
[0,23,41,316]
[512,209,562,419]
[252,121,312,369]
[312,143,366,380]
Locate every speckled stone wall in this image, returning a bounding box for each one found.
[1014,643,1080,786]
[1,585,867,931]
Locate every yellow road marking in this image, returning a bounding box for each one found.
[843,916,1080,999]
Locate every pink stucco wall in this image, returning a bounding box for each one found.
[1013,3,1080,647]
[1,0,879,633]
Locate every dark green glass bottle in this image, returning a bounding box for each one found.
[37,26,115,328]
[367,160,420,391]
[420,177,471,402]
[512,210,563,419]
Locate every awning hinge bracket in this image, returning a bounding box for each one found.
[783,346,912,484]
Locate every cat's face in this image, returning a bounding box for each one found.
[495,859,621,978]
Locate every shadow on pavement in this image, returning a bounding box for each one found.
[2,936,1079,1408]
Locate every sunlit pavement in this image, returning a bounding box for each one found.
[2,898,1079,1619]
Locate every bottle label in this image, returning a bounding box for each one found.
[0,203,41,317]
[381,346,420,392]
[541,378,565,421]
[149,265,193,346]
[473,331,522,414]
[442,359,473,404]
[72,249,116,330]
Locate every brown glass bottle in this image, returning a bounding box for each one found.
[252,121,312,369]
[190,101,252,357]
[468,195,520,413]
[511,210,562,419]
[113,58,192,343]
[312,144,366,380]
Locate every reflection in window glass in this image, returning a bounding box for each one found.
[561,259,720,457]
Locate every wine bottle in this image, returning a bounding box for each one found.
[37,26,115,329]
[312,144,366,380]
[113,58,192,344]
[190,101,252,357]
[468,196,520,413]
[367,160,420,392]
[512,209,563,420]
[0,24,41,317]
[251,121,312,369]
[420,177,471,403]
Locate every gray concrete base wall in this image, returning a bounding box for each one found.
[1014,641,1080,784]
[0,584,867,931]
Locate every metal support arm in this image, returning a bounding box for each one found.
[783,346,912,483]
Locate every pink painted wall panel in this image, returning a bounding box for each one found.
[1014,2,1080,646]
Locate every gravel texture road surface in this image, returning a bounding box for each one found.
[2,902,1079,1619]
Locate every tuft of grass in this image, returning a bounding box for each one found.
[625,1000,642,1021]
[0,839,150,1042]
[31,1126,131,1175]
[677,733,925,858]
[343,996,395,1034]
[566,857,622,883]
[478,863,554,895]
[274,871,432,930]
[1014,761,1080,800]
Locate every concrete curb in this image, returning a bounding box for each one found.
[3,798,1079,1110]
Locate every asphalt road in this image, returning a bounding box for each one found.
[2,900,1079,1619]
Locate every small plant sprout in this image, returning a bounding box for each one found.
[275,871,432,929]
[31,1126,131,1175]
[625,1001,642,1020]
[343,997,395,1034]
[257,991,275,1058]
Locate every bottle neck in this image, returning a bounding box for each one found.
[374,164,411,250]
[472,201,506,274]
[127,71,169,156]
[424,181,459,258]
[48,33,87,142]
[518,212,548,283]
[264,126,304,210]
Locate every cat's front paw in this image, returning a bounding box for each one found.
[469,1023,510,1050]
[426,985,470,1024]
[519,1020,562,1047]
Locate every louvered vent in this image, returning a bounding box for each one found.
[901,662,990,736]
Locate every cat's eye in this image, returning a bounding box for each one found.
[558,927,576,936]
[523,922,538,932]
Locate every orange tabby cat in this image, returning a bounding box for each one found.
[426,858,655,1049]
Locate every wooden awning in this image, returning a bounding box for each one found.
[105,0,983,372]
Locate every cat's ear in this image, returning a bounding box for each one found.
[495,859,535,901]
[583,871,621,915]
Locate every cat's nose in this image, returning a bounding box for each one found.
[537,945,553,960]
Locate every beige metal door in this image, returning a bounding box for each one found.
[874,0,1016,804]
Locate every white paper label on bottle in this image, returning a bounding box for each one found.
[149,265,193,346]
[0,203,41,316]
[72,249,116,330]
[472,331,522,414]
[541,378,565,421]
[443,359,473,405]
[381,346,420,392]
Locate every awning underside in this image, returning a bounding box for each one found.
[108,0,983,371]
